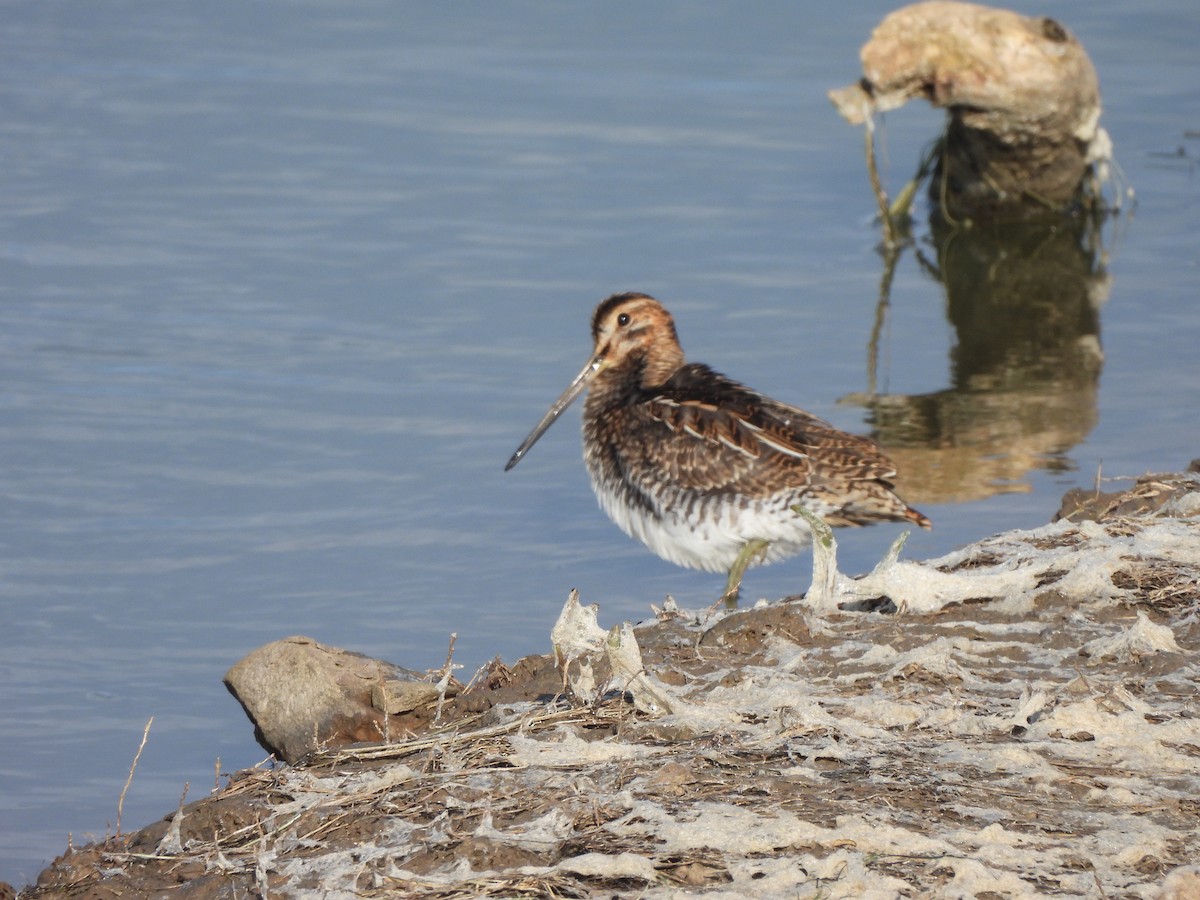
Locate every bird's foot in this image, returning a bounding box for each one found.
[715,538,771,608]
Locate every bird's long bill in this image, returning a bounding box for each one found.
[504,354,603,471]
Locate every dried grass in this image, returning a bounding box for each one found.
[1112,559,1200,615]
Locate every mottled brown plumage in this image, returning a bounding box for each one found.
[506,292,930,600]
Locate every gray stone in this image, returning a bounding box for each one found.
[224,635,426,763]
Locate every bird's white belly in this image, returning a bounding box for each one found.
[590,478,821,573]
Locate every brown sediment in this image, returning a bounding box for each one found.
[17,469,1200,899]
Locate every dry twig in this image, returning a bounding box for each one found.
[116,716,154,837]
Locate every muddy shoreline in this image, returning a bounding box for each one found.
[13,468,1200,899]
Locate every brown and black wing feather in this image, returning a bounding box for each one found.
[630,364,929,527]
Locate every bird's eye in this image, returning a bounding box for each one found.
[617,313,631,327]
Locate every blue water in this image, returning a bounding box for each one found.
[2,0,1197,884]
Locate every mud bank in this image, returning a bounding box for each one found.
[16,468,1200,899]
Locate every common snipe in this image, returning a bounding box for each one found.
[506,292,931,602]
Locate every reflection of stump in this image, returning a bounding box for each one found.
[830,1,1108,220]
[937,217,1105,390]
[856,217,1107,505]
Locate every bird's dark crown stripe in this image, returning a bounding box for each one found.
[591,291,655,337]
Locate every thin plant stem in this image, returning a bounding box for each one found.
[117,716,154,838]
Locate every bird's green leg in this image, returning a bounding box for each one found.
[719,538,771,607]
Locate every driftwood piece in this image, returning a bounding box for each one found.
[830,1,1108,220]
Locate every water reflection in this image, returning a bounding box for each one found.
[852,213,1111,504]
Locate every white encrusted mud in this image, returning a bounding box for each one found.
[28,472,1200,899]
